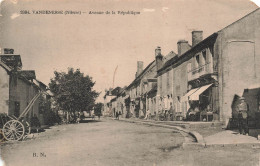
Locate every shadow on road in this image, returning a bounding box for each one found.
[79,119,102,123]
[230,128,260,138]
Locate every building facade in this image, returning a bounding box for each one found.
[157,8,260,126]
[0,49,50,125]
[103,87,123,117]
[103,8,260,127]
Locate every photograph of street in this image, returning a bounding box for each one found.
[0,0,260,166]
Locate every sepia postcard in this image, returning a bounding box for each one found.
[0,0,260,166]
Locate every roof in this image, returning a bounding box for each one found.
[18,70,36,80]
[34,79,48,90]
[157,33,218,75]
[111,96,117,102]
[219,8,260,32]
[161,54,179,72]
[126,60,155,90]
[158,8,260,76]
[104,86,123,97]
[116,87,128,97]
[164,51,177,62]
[46,90,54,96]
[243,88,260,97]
[0,55,22,70]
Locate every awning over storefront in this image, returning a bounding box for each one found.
[189,84,213,101]
[181,87,200,102]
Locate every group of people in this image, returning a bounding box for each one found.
[144,103,176,121]
[186,103,213,121]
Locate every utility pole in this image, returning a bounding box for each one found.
[112,65,118,89]
[110,65,118,117]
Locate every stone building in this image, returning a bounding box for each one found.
[123,52,175,118]
[125,61,157,118]
[156,8,260,127]
[0,49,49,125]
[103,87,123,117]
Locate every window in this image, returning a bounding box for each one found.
[187,62,191,72]
[202,50,207,64]
[208,47,213,63]
[195,55,200,67]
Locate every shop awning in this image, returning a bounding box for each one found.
[181,87,200,102]
[189,84,213,101]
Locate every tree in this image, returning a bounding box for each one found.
[49,68,99,121]
[94,102,103,116]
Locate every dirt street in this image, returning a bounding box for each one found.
[1,119,260,166]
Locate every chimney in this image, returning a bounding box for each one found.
[135,61,143,78]
[177,40,190,56]
[155,46,163,71]
[4,48,14,54]
[192,31,203,46]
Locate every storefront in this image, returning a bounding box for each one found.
[182,83,216,121]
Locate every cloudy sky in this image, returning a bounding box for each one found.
[0,0,258,102]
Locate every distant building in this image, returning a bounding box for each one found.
[103,87,123,117]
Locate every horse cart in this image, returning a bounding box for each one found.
[0,92,42,142]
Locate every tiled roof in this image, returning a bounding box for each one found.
[157,33,218,74]
[0,55,22,70]
[18,70,36,80]
[105,86,123,96]
[126,60,155,90]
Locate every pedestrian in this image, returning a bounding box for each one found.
[169,103,175,121]
[144,109,150,120]
[116,111,119,120]
[148,109,151,120]
[92,113,95,120]
[237,97,249,135]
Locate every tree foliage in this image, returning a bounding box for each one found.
[49,68,99,113]
[94,102,103,116]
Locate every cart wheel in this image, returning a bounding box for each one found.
[0,129,5,143]
[3,120,25,141]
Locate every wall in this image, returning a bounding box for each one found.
[219,9,260,125]
[103,95,116,116]
[172,59,191,116]
[0,66,9,114]
[9,76,40,120]
[127,62,157,117]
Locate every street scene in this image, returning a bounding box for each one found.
[0,0,260,166]
[2,118,260,166]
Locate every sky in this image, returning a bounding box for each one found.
[0,0,258,102]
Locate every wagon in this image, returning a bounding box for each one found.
[0,92,42,142]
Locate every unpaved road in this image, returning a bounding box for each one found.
[1,119,260,166]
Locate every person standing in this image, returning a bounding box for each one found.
[144,109,148,120]
[169,103,175,121]
[237,97,249,135]
[116,111,119,120]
